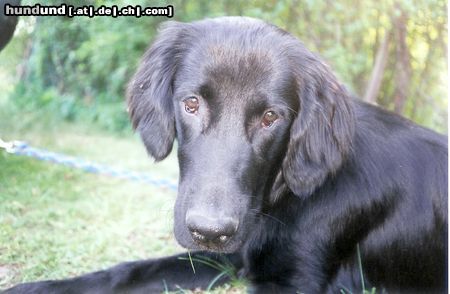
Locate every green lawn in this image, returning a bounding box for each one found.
[0,111,245,293]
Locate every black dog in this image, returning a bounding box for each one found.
[5,17,447,294]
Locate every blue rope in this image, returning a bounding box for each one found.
[0,140,178,192]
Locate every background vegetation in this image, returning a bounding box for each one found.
[1,0,447,133]
[0,0,447,292]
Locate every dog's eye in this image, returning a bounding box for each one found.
[262,111,279,128]
[183,97,199,114]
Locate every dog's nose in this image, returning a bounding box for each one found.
[186,213,238,246]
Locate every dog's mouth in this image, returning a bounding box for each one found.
[175,237,241,254]
[191,238,243,253]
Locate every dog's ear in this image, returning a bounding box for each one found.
[127,22,185,161]
[280,44,355,198]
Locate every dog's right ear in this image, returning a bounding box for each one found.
[127,22,185,161]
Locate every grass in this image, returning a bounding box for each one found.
[0,107,245,293]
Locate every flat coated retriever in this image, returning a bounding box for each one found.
[4,17,447,294]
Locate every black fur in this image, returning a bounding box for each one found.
[4,17,447,294]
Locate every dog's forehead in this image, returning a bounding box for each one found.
[206,44,276,82]
[176,34,288,107]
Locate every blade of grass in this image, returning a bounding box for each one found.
[187,250,196,274]
[340,285,353,294]
[207,271,228,291]
[357,243,366,292]
[178,256,222,272]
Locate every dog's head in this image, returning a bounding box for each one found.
[127,17,355,252]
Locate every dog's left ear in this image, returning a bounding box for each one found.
[127,21,186,161]
[279,42,355,199]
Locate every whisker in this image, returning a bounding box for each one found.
[259,212,286,226]
[248,209,286,226]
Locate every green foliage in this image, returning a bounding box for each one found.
[1,0,447,132]
[5,0,158,132]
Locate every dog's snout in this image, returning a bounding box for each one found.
[186,213,239,246]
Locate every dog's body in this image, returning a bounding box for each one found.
[5,17,447,294]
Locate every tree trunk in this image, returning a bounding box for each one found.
[363,30,391,103]
[392,4,411,114]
